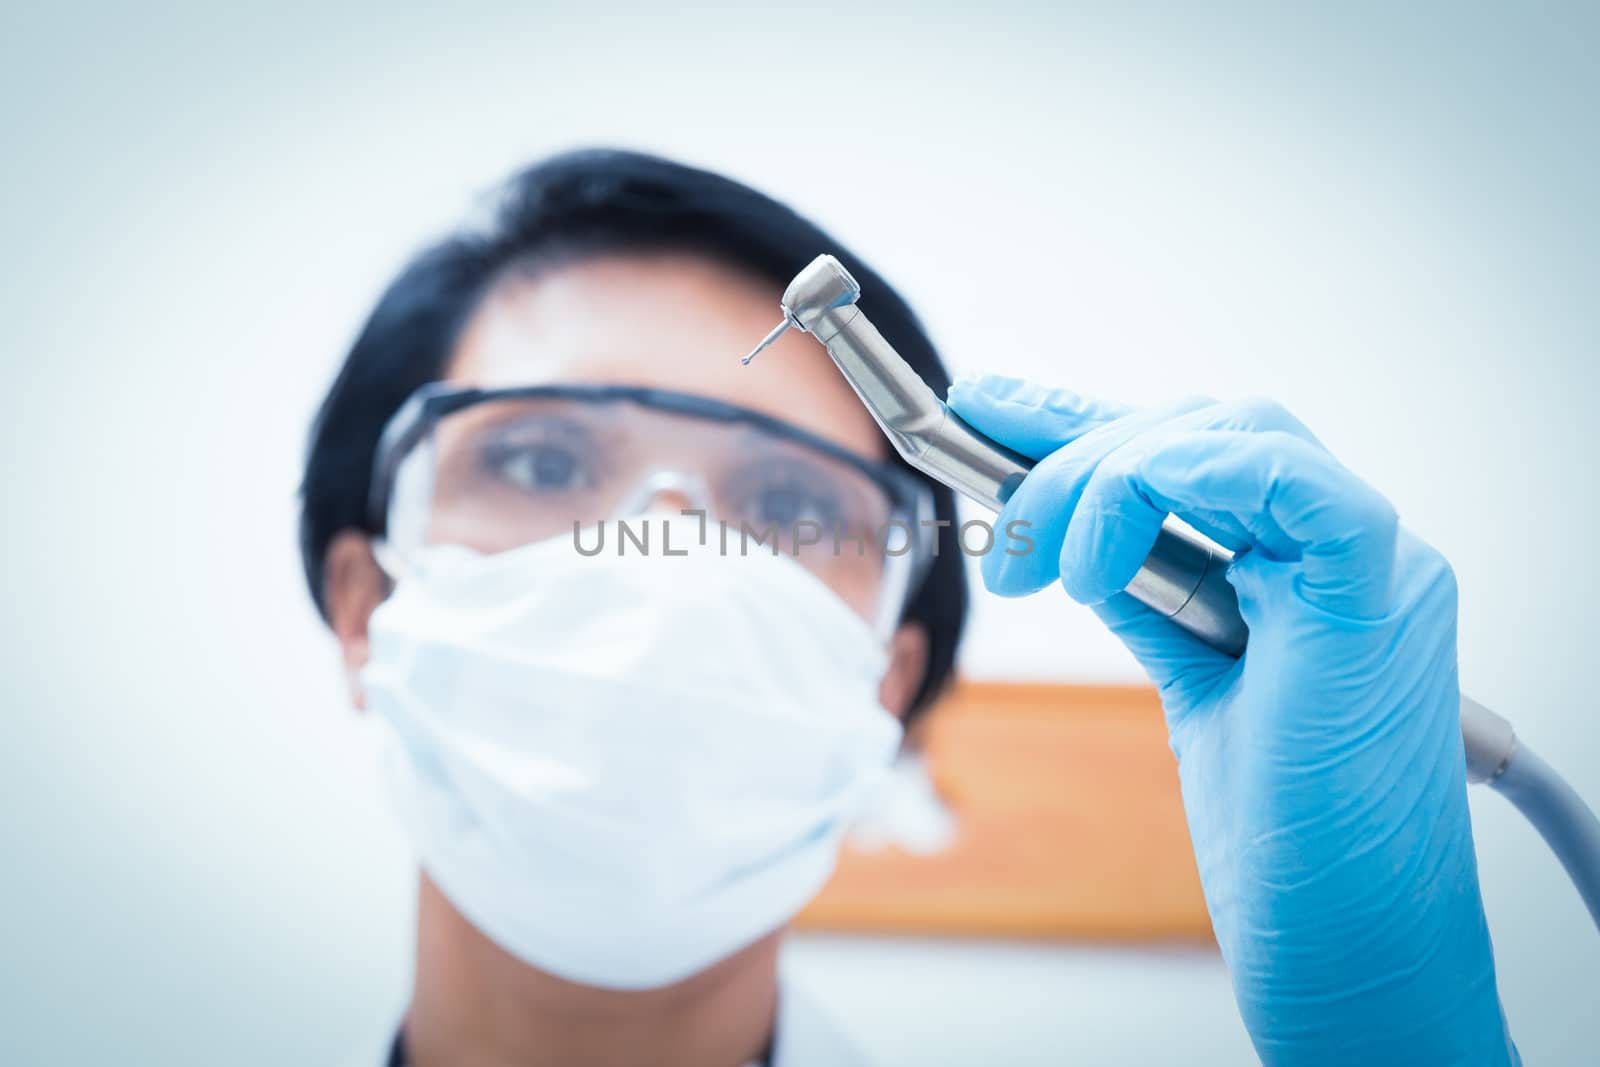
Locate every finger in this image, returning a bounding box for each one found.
[1050,398,1335,601]
[981,395,1218,596]
[1092,595,1238,714]
[1064,429,1399,619]
[994,396,1331,600]
[1190,395,1327,450]
[946,374,1135,461]
[1149,397,1329,556]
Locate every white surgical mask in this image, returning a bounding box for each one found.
[361,517,903,990]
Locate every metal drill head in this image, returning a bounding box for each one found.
[780,254,862,334]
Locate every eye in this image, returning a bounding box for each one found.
[478,422,598,494]
[733,463,846,530]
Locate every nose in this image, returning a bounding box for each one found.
[612,469,715,518]
[645,487,698,512]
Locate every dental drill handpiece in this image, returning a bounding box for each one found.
[743,254,1250,657]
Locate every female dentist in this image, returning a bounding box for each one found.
[302,148,1515,1066]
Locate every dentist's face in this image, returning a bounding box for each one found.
[326,252,930,718]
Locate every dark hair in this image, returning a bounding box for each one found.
[298,148,967,717]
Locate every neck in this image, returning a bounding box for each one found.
[404,874,781,1067]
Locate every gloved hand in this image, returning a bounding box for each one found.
[947,375,1517,1066]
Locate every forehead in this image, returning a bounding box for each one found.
[446,254,886,461]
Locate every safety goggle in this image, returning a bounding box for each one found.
[369,383,937,634]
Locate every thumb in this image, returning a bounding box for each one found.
[1092,595,1238,726]
[946,374,1134,462]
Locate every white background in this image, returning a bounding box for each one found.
[3,3,1596,1064]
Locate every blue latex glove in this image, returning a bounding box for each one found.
[947,375,1517,1065]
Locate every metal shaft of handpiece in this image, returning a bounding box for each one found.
[805,303,1029,510]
